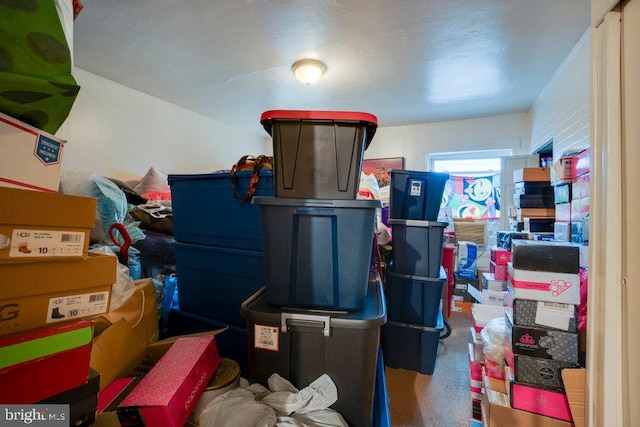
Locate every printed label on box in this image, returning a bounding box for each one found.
[34,134,62,165]
[255,324,279,351]
[9,229,85,258]
[535,302,574,330]
[410,180,422,196]
[47,291,110,323]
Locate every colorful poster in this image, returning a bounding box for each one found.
[441,175,501,219]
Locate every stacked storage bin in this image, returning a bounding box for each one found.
[381,169,450,375]
[241,110,386,427]
[167,169,276,375]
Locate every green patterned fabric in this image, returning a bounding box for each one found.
[0,0,80,133]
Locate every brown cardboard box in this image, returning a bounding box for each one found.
[0,111,67,192]
[513,167,551,183]
[90,316,226,391]
[561,368,586,427]
[0,187,96,263]
[482,376,573,427]
[0,253,115,336]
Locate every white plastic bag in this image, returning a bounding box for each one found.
[89,246,136,311]
[481,316,507,364]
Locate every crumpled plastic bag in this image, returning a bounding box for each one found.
[198,374,348,427]
[89,246,136,311]
[481,316,507,364]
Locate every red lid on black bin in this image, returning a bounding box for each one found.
[260,110,378,147]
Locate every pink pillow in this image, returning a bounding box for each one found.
[133,167,170,195]
[142,191,172,201]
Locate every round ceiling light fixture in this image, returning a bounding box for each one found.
[292,59,326,86]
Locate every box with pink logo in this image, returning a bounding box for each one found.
[505,311,578,364]
[510,381,573,422]
[507,263,580,305]
[116,336,220,427]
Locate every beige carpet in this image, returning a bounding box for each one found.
[385,312,474,427]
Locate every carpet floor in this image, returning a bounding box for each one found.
[384,311,474,427]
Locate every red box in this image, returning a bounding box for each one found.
[490,246,512,266]
[490,261,508,281]
[0,319,93,403]
[572,173,590,199]
[571,148,590,178]
[117,336,220,427]
[511,382,573,422]
[441,243,455,285]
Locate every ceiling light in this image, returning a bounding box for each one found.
[292,59,326,86]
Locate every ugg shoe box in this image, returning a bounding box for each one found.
[482,272,507,291]
[0,187,96,263]
[506,311,578,364]
[508,263,580,305]
[0,112,66,193]
[0,253,114,337]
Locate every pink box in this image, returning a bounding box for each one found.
[117,336,220,427]
[507,264,580,305]
[571,197,589,221]
[490,261,508,281]
[490,246,512,265]
[571,148,590,178]
[511,382,573,422]
[555,203,571,222]
[572,173,590,199]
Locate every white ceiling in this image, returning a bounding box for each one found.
[73,0,590,137]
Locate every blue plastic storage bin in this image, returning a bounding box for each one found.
[253,196,380,311]
[385,269,445,327]
[241,274,386,427]
[174,242,264,326]
[382,312,443,375]
[168,170,274,250]
[164,308,249,377]
[390,219,447,278]
[389,169,449,221]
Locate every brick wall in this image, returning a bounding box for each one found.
[529,30,591,160]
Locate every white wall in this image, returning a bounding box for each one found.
[365,113,531,170]
[56,68,266,182]
[530,30,591,159]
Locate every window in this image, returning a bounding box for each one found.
[427,149,512,220]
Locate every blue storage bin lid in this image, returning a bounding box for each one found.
[241,273,387,329]
[168,169,273,184]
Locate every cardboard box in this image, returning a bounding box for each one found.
[0,253,114,337]
[505,286,578,332]
[472,304,506,337]
[523,217,555,233]
[561,368,586,427]
[482,272,508,291]
[505,312,579,364]
[457,241,478,279]
[490,261,508,281]
[514,168,551,183]
[571,148,590,178]
[514,181,554,195]
[0,319,93,403]
[0,112,67,192]
[467,286,507,306]
[490,246,511,265]
[0,187,96,263]
[482,376,573,427]
[514,355,577,391]
[550,157,575,185]
[508,265,580,305]
[40,368,101,427]
[516,209,555,221]
[511,240,580,274]
[572,173,589,199]
[570,197,590,221]
[511,382,573,422]
[90,317,226,391]
[554,222,571,242]
[451,298,473,314]
[553,183,572,204]
[117,336,220,427]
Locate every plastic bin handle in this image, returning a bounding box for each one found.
[281,313,331,337]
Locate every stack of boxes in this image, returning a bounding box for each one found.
[167,168,276,375]
[240,110,386,427]
[502,240,582,424]
[512,167,555,239]
[0,184,113,426]
[380,169,450,375]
